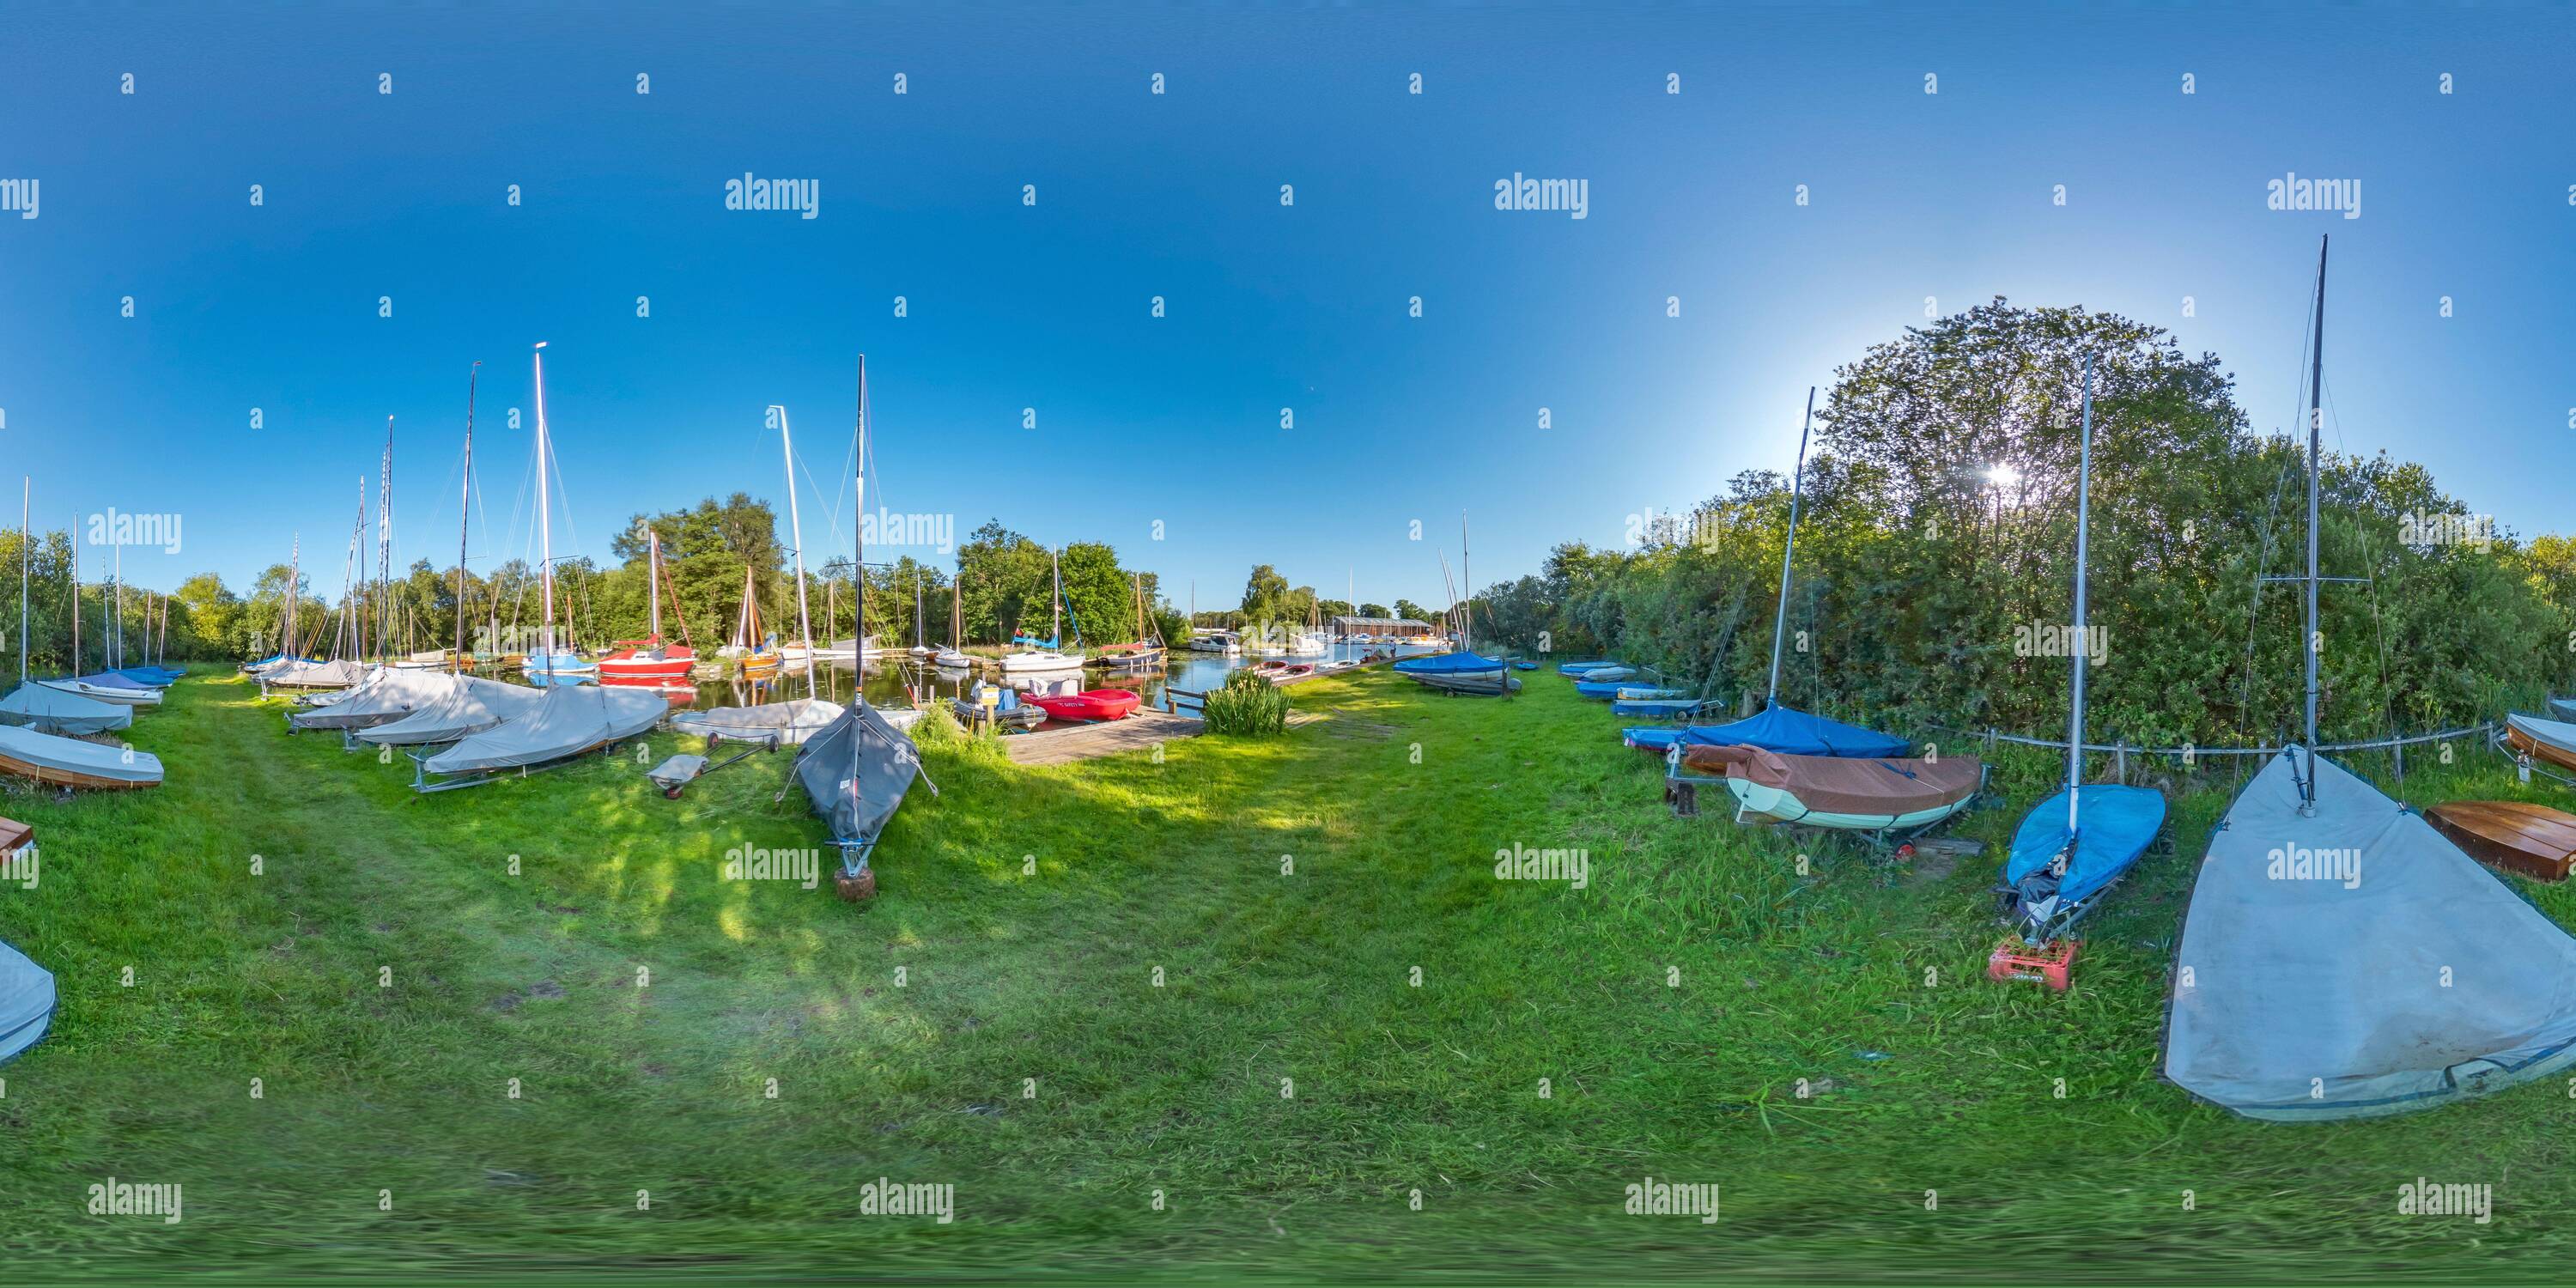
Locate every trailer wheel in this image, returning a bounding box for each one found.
[664,787,683,800]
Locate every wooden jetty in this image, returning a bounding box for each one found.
[1005,708,1204,766]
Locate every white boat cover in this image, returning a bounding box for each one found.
[669,698,847,747]
[355,677,547,747]
[421,683,666,776]
[0,723,166,786]
[2165,750,2576,1121]
[289,669,462,732]
[0,683,133,736]
[0,937,54,1066]
[261,659,370,690]
[38,679,160,708]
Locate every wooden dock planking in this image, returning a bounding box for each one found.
[1006,708,1204,766]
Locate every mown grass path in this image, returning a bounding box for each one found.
[2,670,2572,1280]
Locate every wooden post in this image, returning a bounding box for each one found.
[2115,741,2128,784]
[2392,735,2403,786]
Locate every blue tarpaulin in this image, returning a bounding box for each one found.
[1620,703,1908,757]
[1395,652,1505,675]
[2003,784,2166,908]
[0,938,54,1067]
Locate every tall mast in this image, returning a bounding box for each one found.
[379,416,394,665]
[283,536,296,659]
[854,355,869,663]
[70,514,79,671]
[112,543,123,669]
[914,568,924,649]
[534,343,555,661]
[647,528,663,637]
[2067,355,2095,835]
[772,404,817,690]
[1767,386,1817,706]
[457,361,478,669]
[2302,235,2329,811]
[15,478,26,684]
[342,477,365,659]
[1461,513,1472,653]
[1051,548,1061,646]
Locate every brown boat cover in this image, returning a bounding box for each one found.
[1681,743,1983,816]
[2425,800,2576,883]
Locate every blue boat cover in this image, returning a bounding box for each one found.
[0,937,55,1066]
[113,669,178,688]
[1613,697,1707,719]
[1620,704,1908,757]
[1574,677,1648,699]
[1554,659,1613,676]
[2003,784,2166,908]
[1395,652,1505,675]
[2554,696,2576,722]
[72,671,153,691]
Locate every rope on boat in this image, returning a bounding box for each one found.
[1940,720,2498,761]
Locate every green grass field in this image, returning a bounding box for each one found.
[2,668,2571,1282]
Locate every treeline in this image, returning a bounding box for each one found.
[1470,301,2576,750]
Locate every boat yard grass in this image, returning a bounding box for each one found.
[2,671,2573,1281]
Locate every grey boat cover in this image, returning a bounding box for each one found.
[0,683,133,736]
[261,659,369,689]
[0,937,54,1066]
[2165,750,2576,1121]
[792,702,923,855]
[670,698,847,747]
[38,678,160,707]
[354,677,546,747]
[421,683,666,776]
[0,724,166,786]
[289,668,461,732]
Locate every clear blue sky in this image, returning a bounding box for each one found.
[5,5,2572,611]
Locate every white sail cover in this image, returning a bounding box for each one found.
[421,683,666,776]
[2165,750,2576,1120]
[355,677,546,747]
[0,724,165,786]
[0,683,133,736]
[670,699,846,747]
[289,669,462,732]
[261,659,370,689]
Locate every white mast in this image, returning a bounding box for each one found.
[15,477,26,684]
[854,355,869,667]
[1766,387,1817,706]
[534,343,555,664]
[771,404,817,690]
[2066,354,2095,836]
[2300,235,2329,813]
[647,527,663,638]
[1051,548,1062,646]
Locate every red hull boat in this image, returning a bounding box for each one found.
[598,637,696,682]
[1025,688,1141,723]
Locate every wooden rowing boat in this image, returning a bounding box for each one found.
[2506,713,2576,775]
[2425,800,2576,883]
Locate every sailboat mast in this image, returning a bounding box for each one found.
[15,478,26,684]
[648,529,663,637]
[283,537,296,659]
[854,355,868,663]
[914,569,924,649]
[457,361,477,669]
[70,514,80,670]
[2302,235,2329,808]
[1767,386,1817,705]
[2067,355,2094,835]
[1052,549,1062,646]
[534,343,555,659]
[1461,514,1472,653]
[773,404,817,690]
[379,416,394,665]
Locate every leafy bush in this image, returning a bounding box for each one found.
[1202,667,1292,736]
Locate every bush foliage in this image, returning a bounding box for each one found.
[1202,666,1293,736]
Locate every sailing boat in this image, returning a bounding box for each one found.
[519,375,595,683]
[1091,572,1166,671]
[934,568,970,669]
[909,569,936,658]
[728,566,781,679]
[599,528,696,684]
[1621,388,1911,757]
[0,477,164,789]
[999,548,1084,671]
[44,526,165,707]
[1992,354,2167,955]
[1394,516,1516,696]
[2164,235,2576,1119]
[1,479,134,737]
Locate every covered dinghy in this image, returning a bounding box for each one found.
[1997,783,2166,940]
[259,659,369,690]
[2504,712,2576,775]
[0,724,164,790]
[0,936,55,1066]
[1624,703,1908,757]
[289,668,460,732]
[1393,651,1519,696]
[2552,696,2576,723]
[416,683,666,787]
[0,683,133,737]
[793,702,930,876]
[671,698,846,749]
[2164,750,2576,1121]
[354,677,545,747]
[1682,742,1981,833]
[39,677,160,708]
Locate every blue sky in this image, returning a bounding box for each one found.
[4,4,2572,611]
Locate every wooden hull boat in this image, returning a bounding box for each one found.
[1682,743,1983,833]
[1091,644,1166,669]
[1025,689,1140,723]
[2506,713,2576,775]
[0,724,164,790]
[2425,800,2576,883]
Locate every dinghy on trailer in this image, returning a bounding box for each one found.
[39,676,161,708]
[1393,651,1518,696]
[412,683,667,792]
[258,659,368,691]
[0,683,132,737]
[1679,742,1982,836]
[288,668,461,732]
[353,675,544,747]
[0,724,163,790]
